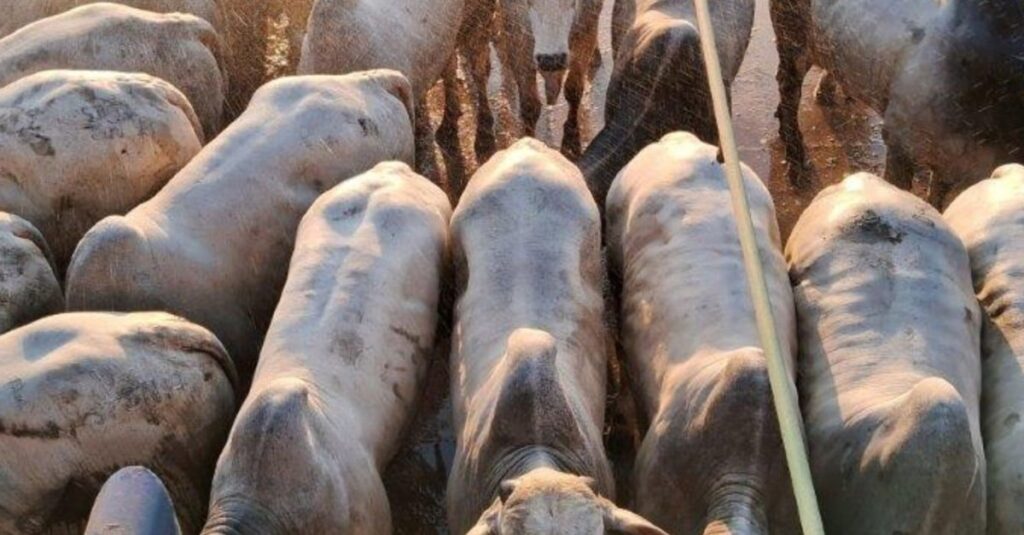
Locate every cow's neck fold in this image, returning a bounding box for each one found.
[483,445,581,499]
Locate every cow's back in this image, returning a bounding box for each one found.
[0,3,224,137]
[66,71,416,385]
[0,312,236,534]
[787,173,984,533]
[945,164,1024,534]
[0,0,221,38]
[449,138,605,428]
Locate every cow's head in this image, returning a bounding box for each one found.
[526,0,577,104]
[467,468,667,535]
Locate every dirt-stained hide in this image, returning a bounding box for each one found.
[787,173,985,533]
[202,162,450,535]
[65,70,416,389]
[447,138,665,535]
[606,132,798,534]
[0,312,237,535]
[0,70,203,274]
[0,3,226,139]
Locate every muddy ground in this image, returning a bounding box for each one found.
[273,1,895,532]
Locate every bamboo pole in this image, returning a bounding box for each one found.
[690,1,825,533]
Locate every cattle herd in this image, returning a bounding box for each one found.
[0,0,1020,534]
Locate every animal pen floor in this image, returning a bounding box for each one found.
[268,0,896,532]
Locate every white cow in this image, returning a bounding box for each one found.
[489,0,603,158]
[0,70,203,273]
[0,312,237,534]
[787,173,985,533]
[298,0,464,177]
[606,132,799,534]
[0,3,225,139]
[202,163,450,534]
[0,0,221,38]
[945,163,1024,535]
[65,70,415,387]
[447,138,665,535]
[772,0,1024,206]
[0,213,62,334]
[299,0,462,103]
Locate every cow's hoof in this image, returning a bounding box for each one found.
[814,87,836,107]
[475,132,497,164]
[561,130,582,161]
[787,159,813,189]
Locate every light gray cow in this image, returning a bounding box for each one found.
[0,0,221,39]
[787,173,985,533]
[66,70,415,388]
[606,132,799,534]
[0,3,225,138]
[202,163,450,534]
[299,0,465,175]
[450,0,604,166]
[447,138,665,535]
[299,0,462,102]
[772,0,1024,206]
[0,70,203,273]
[0,312,237,534]
[945,163,1024,535]
[492,0,603,159]
[0,213,62,334]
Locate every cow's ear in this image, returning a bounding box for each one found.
[499,479,518,502]
[602,503,668,535]
[467,498,502,535]
[490,328,585,450]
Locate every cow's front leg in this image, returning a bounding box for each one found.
[770,0,812,187]
[414,95,443,184]
[514,65,542,137]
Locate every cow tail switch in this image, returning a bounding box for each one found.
[692,1,826,533]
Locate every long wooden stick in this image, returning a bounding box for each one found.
[690,2,825,533]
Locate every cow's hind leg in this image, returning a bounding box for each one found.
[770,0,812,187]
[563,10,600,160]
[498,9,542,137]
[814,70,840,106]
[882,126,917,192]
[414,95,443,185]
[926,170,956,210]
[467,37,496,162]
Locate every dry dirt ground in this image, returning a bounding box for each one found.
[272,1,896,532]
